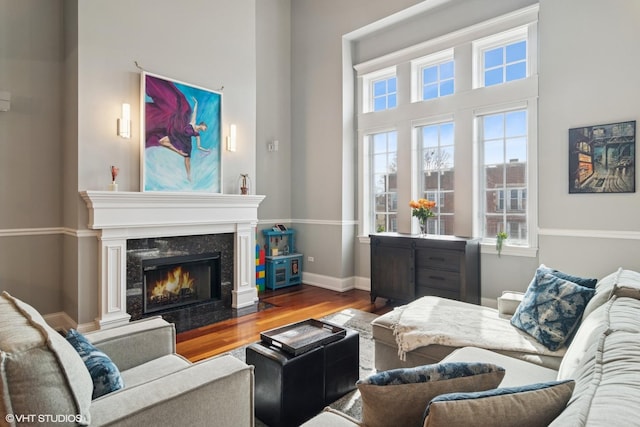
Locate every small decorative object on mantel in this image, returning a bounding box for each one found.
[109,165,120,191]
[409,198,436,237]
[496,231,508,257]
[239,173,251,195]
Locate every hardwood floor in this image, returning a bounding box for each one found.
[176,284,391,363]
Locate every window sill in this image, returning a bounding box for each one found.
[480,242,537,258]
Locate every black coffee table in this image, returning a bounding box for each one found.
[246,320,359,427]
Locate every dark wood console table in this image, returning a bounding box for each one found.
[369,233,480,304]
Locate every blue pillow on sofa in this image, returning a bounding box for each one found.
[511,267,595,351]
[538,264,598,289]
[66,329,124,399]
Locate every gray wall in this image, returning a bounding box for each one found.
[2,0,640,323]
[537,0,640,279]
[0,0,64,314]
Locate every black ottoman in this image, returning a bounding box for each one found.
[247,343,325,427]
[323,328,359,403]
[246,327,359,427]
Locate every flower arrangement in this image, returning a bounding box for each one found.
[410,198,436,221]
[409,198,436,235]
[110,165,120,184]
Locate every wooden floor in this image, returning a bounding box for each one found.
[176,284,391,363]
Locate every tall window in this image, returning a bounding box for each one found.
[356,6,538,251]
[480,109,527,243]
[418,122,455,235]
[371,131,398,232]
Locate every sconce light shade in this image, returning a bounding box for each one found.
[227,124,237,152]
[118,103,131,139]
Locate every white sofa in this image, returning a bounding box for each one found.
[0,291,255,427]
[304,268,640,426]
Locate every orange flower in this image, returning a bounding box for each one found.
[409,198,436,221]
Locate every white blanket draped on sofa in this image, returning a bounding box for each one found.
[392,296,566,360]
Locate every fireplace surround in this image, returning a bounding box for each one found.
[81,191,265,330]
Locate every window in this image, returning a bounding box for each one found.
[422,61,454,100]
[418,122,455,235]
[372,76,397,111]
[480,109,527,244]
[371,131,398,232]
[412,49,454,102]
[483,40,526,86]
[355,5,538,253]
[474,26,528,88]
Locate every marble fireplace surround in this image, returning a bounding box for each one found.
[80,191,265,330]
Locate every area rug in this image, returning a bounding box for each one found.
[229,308,378,426]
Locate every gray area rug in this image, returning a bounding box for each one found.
[229,308,378,426]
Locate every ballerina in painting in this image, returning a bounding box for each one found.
[145,75,210,182]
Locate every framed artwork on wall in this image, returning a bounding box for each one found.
[141,72,222,192]
[568,120,635,194]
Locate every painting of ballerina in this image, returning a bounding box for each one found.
[141,72,222,192]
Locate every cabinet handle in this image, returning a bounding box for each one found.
[429,257,446,262]
[429,275,446,281]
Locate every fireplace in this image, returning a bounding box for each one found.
[80,190,265,330]
[142,252,221,315]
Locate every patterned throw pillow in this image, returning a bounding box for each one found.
[66,329,124,399]
[356,362,505,427]
[424,380,575,427]
[511,268,596,351]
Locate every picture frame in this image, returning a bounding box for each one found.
[141,72,222,192]
[568,120,635,194]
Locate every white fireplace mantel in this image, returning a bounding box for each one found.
[80,190,265,329]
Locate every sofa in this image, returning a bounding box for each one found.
[304,267,640,426]
[0,291,254,427]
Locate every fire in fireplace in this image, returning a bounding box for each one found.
[142,252,221,314]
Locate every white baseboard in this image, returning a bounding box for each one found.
[43,312,97,333]
[302,272,355,292]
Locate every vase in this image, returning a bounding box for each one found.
[238,173,251,195]
[419,219,427,237]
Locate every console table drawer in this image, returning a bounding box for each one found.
[415,249,461,272]
[416,268,460,291]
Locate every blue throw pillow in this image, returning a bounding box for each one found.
[66,329,124,399]
[511,268,595,351]
[538,264,598,289]
[357,362,505,386]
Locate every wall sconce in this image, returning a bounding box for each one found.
[117,103,131,139]
[227,124,237,152]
